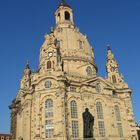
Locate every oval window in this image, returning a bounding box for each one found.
[44,81,52,89]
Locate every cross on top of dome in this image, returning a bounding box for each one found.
[59,0,71,8]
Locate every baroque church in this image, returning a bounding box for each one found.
[9,1,139,140]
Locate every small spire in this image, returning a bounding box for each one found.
[107,44,111,51]
[25,60,30,69]
[62,0,65,3]
[59,0,71,8]
[26,60,29,65]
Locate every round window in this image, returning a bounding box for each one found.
[44,81,52,89]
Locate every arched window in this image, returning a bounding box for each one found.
[57,13,60,22]
[70,100,79,138]
[79,40,83,49]
[86,66,92,76]
[45,99,53,118]
[114,105,123,137]
[65,11,70,20]
[70,100,78,118]
[47,61,51,69]
[56,40,60,48]
[114,105,121,121]
[45,99,54,138]
[96,102,103,119]
[112,75,117,83]
[96,102,105,137]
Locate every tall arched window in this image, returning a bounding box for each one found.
[45,99,53,118]
[96,102,105,137]
[45,99,54,138]
[114,105,123,137]
[71,100,78,118]
[70,100,79,138]
[47,61,51,69]
[86,66,92,76]
[79,40,83,49]
[65,11,70,20]
[96,102,104,119]
[114,105,121,121]
[112,75,117,83]
[57,13,60,22]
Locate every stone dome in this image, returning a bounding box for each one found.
[39,2,97,78]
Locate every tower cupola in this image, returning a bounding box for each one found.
[55,0,74,27]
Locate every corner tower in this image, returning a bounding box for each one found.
[106,47,128,88]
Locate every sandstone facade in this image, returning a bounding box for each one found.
[9,1,138,140]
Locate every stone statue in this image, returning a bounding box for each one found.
[83,108,94,138]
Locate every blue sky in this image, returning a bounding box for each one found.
[0,0,140,133]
